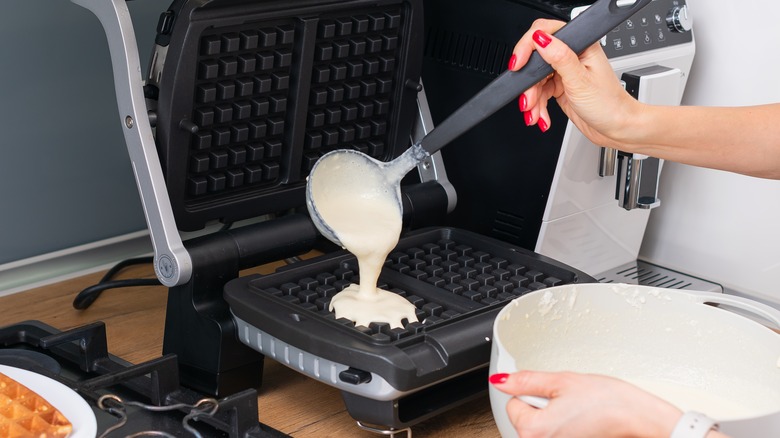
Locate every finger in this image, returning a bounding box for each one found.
[519,80,544,114]
[537,104,550,132]
[509,19,566,72]
[491,370,567,398]
[507,397,546,435]
[520,74,556,128]
[536,78,559,132]
[530,29,599,93]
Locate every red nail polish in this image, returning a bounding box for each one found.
[532,30,552,48]
[524,111,533,126]
[538,118,549,133]
[518,93,528,112]
[489,373,510,384]
[507,54,517,70]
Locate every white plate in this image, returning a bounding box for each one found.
[0,364,97,438]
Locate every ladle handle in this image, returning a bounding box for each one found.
[418,0,653,155]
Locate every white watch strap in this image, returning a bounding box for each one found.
[671,411,719,438]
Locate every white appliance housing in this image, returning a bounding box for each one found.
[641,0,780,306]
[535,4,697,283]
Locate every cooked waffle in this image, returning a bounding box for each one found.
[0,372,73,438]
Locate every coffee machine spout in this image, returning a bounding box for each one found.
[617,153,661,210]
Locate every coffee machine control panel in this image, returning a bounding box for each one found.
[573,0,693,59]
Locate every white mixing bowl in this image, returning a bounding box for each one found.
[489,283,780,437]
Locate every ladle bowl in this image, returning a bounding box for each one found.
[306,146,427,247]
[305,0,655,247]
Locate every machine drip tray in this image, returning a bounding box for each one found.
[596,260,723,292]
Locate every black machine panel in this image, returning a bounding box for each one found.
[421,0,568,250]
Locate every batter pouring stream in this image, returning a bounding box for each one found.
[307,150,419,328]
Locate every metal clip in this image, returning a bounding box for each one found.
[97,394,219,438]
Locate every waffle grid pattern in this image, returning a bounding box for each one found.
[182,6,407,201]
[0,372,72,438]
[188,20,297,198]
[301,10,403,174]
[246,233,567,344]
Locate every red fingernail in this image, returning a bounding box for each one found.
[538,118,549,133]
[489,373,510,384]
[507,54,517,70]
[524,111,533,126]
[518,93,528,112]
[532,30,552,48]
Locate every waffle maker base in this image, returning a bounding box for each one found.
[225,226,596,429]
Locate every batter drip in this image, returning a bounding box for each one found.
[309,152,418,329]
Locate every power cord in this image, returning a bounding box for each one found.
[72,256,161,310]
[73,221,236,310]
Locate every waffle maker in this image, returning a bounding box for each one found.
[74,0,598,434]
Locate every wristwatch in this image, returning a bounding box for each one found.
[671,411,719,438]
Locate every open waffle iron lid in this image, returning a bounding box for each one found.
[146,0,425,231]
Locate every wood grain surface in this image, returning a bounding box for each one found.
[0,257,500,437]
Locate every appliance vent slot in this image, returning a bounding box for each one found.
[491,210,525,240]
[602,265,693,289]
[597,261,723,293]
[424,26,511,76]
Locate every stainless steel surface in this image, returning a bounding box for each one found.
[596,260,723,292]
[617,154,662,210]
[598,147,618,177]
[411,84,458,213]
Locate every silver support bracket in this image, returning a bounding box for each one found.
[410,82,458,213]
[70,0,191,286]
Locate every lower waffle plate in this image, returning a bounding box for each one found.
[225,227,595,398]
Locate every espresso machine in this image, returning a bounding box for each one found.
[423,0,719,291]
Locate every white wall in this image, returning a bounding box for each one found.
[641,0,780,304]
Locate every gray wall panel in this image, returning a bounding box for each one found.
[0,0,163,264]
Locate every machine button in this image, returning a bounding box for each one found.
[666,5,693,33]
[339,367,372,385]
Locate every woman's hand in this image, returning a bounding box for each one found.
[508,19,641,150]
[489,371,683,438]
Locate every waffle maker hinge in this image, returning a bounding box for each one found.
[164,213,319,396]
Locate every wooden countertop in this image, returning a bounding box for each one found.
[0,258,500,437]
